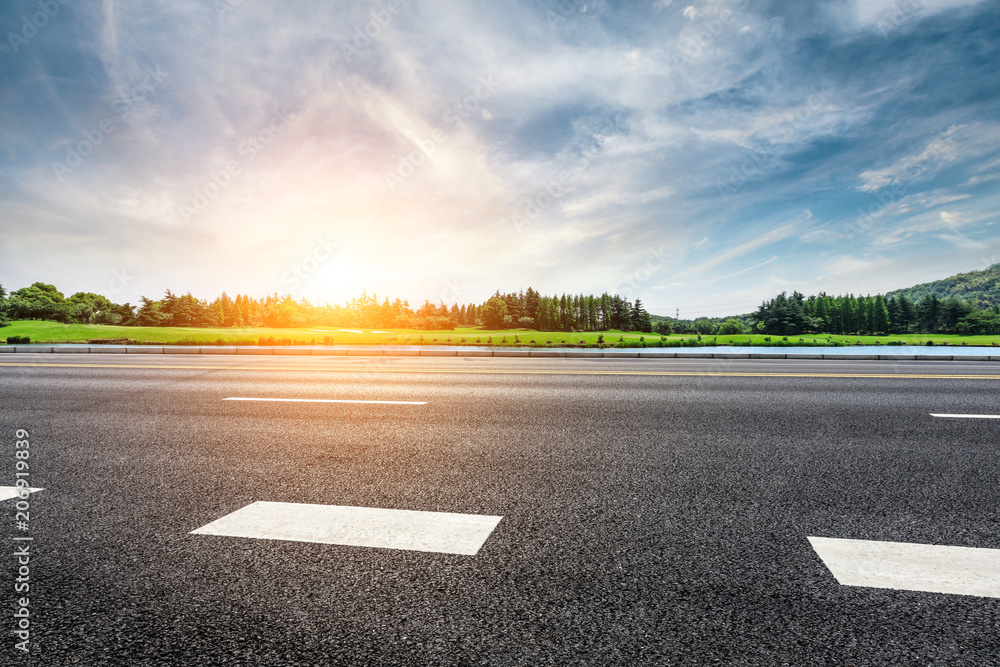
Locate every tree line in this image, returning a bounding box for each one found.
[3,280,997,335]
[0,283,654,332]
[886,263,1000,310]
[752,291,1000,335]
[477,289,653,332]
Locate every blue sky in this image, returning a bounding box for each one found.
[1,0,998,317]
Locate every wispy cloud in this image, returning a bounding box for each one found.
[0,0,997,314]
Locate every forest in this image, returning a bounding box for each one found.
[0,283,654,333]
[750,291,1000,335]
[2,278,998,336]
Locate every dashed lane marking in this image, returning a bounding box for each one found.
[223,397,426,405]
[191,502,502,556]
[0,487,43,501]
[930,413,1000,419]
[808,536,1000,598]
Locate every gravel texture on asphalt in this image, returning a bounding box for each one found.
[1,355,998,665]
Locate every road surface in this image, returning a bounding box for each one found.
[1,354,998,665]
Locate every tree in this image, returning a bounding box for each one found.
[136,296,170,326]
[524,287,540,322]
[692,318,716,335]
[0,284,10,327]
[918,294,940,332]
[608,295,630,330]
[631,299,653,333]
[10,283,70,321]
[718,318,746,335]
[753,291,809,335]
[897,295,916,333]
[480,297,509,329]
[652,320,672,335]
[872,294,890,334]
[958,310,1000,334]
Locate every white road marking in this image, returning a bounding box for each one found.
[808,536,1000,598]
[930,413,1000,419]
[223,397,426,405]
[0,487,44,501]
[192,502,502,555]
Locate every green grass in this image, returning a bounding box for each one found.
[2,321,999,347]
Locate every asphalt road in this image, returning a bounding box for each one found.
[1,354,999,665]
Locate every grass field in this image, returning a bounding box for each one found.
[2,320,999,347]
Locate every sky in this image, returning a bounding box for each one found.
[1,0,999,318]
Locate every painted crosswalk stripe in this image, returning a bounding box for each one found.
[808,536,1000,598]
[223,397,426,405]
[930,413,1000,419]
[191,502,502,555]
[0,487,43,501]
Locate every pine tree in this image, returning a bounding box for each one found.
[873,294,890,334]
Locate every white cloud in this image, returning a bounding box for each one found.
[857,126,964,192]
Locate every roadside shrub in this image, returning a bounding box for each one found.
[6,336,30,344]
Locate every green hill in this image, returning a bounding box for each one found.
[886,263,1000,309]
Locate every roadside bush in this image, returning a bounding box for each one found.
[6,335,30,344]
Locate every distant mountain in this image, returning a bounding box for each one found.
[886,264,1000,309]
